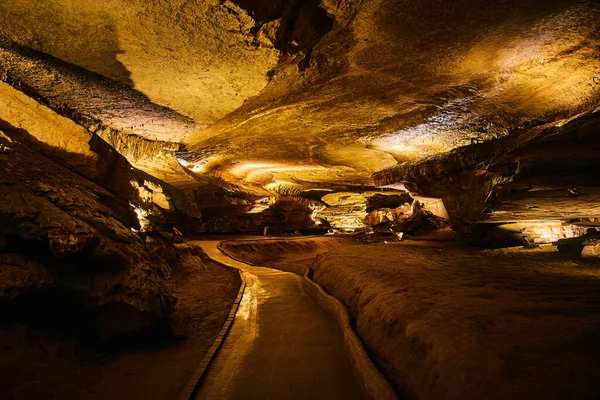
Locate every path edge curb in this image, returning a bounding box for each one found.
[218,238,399,400]
[178,267,246,400]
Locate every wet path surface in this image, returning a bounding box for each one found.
[190,240,364,400]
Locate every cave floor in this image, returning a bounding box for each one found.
[190,240,364,400]
[0,247,240,400]
[221,236,600,400]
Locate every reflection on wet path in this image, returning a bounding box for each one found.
[191,240,364,400]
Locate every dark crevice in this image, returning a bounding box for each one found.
[232,0,334,60]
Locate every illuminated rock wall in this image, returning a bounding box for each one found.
[0,0,279,125]
[2,0,599,235]
[185,0,600,188]
[375,109,600,243]
[0,122,176,341]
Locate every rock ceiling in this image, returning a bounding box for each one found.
[0,0,279,132]
[1,0,600,194]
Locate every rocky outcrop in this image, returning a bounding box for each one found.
[582,240,600,261]
[0,115,202,341]
[389,202,449,237]
[317,191,415,230]
[260,197,325,233]
[360,201,449,243]
[0,76,203,232]
[374,148,519,223]
[202,195,326,234]
[557,230,600,258]
[364,203,412,227]
[374,110,600,226]
[0,39,196,181]
[313,190,449,239]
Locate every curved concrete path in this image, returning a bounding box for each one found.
[190,240,365,400]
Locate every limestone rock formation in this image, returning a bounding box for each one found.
[1,0,600,344]
[364,204,412,227]
[375,110,600,234]
[0,0,279,125]
[581,240,600,260]
[0,109,201,341]
[183,0,600,193]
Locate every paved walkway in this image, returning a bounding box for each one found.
[191,240,364,400]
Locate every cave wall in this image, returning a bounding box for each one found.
[0,85,205,340]
[1,0,599,237]
[374,109,600,227]
[0,81,101,179]
[0,122,174,341]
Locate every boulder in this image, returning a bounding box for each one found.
[390,201,449,237]
[364,203,412,226]
[581,239,600,261]
[364,200,449,238]
[557,230,600,257]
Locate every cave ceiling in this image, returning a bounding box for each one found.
[1,0,599,193]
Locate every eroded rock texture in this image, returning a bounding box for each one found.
[0,0,279,125]
[0,107,201,340]
[183,0,600,190]
[375,110,600,223]
[1,0,599,345]
[1,0,598,242]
